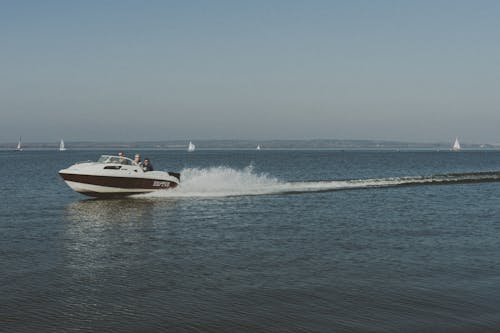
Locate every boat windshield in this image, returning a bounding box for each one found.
[97,155,133,165]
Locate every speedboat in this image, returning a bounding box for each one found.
[59,155,180,197]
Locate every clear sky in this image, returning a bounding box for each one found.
[1,1,499,143]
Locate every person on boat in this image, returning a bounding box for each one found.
[142,158,154,172]
[117,152,128,165]
[133,154,141,166]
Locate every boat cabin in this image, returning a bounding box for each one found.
[98,155,135,166]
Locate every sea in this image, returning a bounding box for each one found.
[1,149,500,332]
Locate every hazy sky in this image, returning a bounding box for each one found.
[1,1,500,143]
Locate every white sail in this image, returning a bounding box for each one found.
[187,141,196,152]
[452,137,461,151]
[16,137,22,151]
[256,145,261,150]
[59,139,66,151]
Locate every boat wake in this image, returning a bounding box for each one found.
[138,166,500,199]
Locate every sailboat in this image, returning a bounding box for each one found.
[59,139,67,151]
[15,137,23,151]
[187,141,196,152]
[256,145,261,150]
[451,137,461,151]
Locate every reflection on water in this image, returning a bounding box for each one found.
[65,198,177,225]
[63,198,179,267]
[60,198,181,327]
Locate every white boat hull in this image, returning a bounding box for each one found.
[63,180,163,196]
[59,156,180,197]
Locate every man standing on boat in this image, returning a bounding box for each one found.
[117,152,128,165]
[142,158,154,172]
[133,154,142,166]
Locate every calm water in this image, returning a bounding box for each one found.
[2,149,500,332]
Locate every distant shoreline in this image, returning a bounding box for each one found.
[2,139,500,150]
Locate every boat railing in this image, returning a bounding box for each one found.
[75,160,93,165]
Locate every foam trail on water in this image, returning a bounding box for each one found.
[140,165,283,198]
[137,167,500,199]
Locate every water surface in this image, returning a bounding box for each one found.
[1,150,500,332]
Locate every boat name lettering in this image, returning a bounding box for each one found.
[153,181,170,188]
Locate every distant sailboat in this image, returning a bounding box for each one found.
[15,137,23,151]
[187,141,196,152]
[256,145,261,150]
[451,137,461,151]
[59,139,67,151]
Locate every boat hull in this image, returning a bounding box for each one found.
[59,172,179,198]
[59,156,180,198]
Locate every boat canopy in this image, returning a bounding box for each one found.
[97,155,133,165]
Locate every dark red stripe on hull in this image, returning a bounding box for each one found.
[60,173,178,190]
